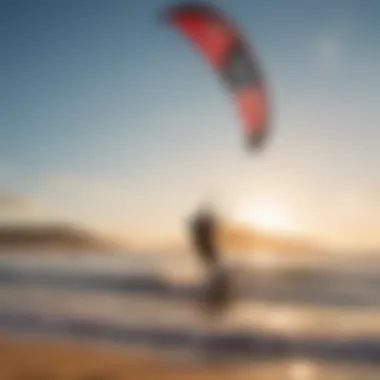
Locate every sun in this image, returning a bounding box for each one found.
[232,199,295,232]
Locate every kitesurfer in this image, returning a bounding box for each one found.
[189,204,232,315]
[190,204,219,268]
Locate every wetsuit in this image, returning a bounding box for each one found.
[189,210,232,314]
[190,211,219,268]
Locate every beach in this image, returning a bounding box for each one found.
[2,334,380,380]
[0,334,264,380]
[0,252,380,379]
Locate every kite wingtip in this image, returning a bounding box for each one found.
[245,129,270,152]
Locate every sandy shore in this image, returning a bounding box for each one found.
[2,334,380,380]
[0,334,257,380]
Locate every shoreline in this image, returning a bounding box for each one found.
[0,333,253,380]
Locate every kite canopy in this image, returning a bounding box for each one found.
[163,2,270,150]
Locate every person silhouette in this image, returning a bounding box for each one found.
[188,204,232,315]
[189,204,219,268]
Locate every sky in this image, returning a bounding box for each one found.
[1,0,380,250]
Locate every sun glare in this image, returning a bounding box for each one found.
[233,199,296,233]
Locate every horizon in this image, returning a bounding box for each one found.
[1,0,380,251]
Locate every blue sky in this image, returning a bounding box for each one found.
[1,0,380,248]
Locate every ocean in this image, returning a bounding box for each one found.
[0,250,380,379]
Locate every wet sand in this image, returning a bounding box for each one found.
[2,334,380,380]
[0,335,254,380]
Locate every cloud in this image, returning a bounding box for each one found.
[0,171,133,242]
[43,173,131,234]
[0,194,37,211]
[0,192,57,224]
[45,173,124,203]
[0,163,60,224]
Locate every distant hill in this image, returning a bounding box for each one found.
[147,223,320,255]
[0,221,319,255]
[220,223,319,254]
[0,224,127,252]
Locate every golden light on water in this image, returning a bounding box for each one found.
[289,360,317,380]
[264,310,304,334]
